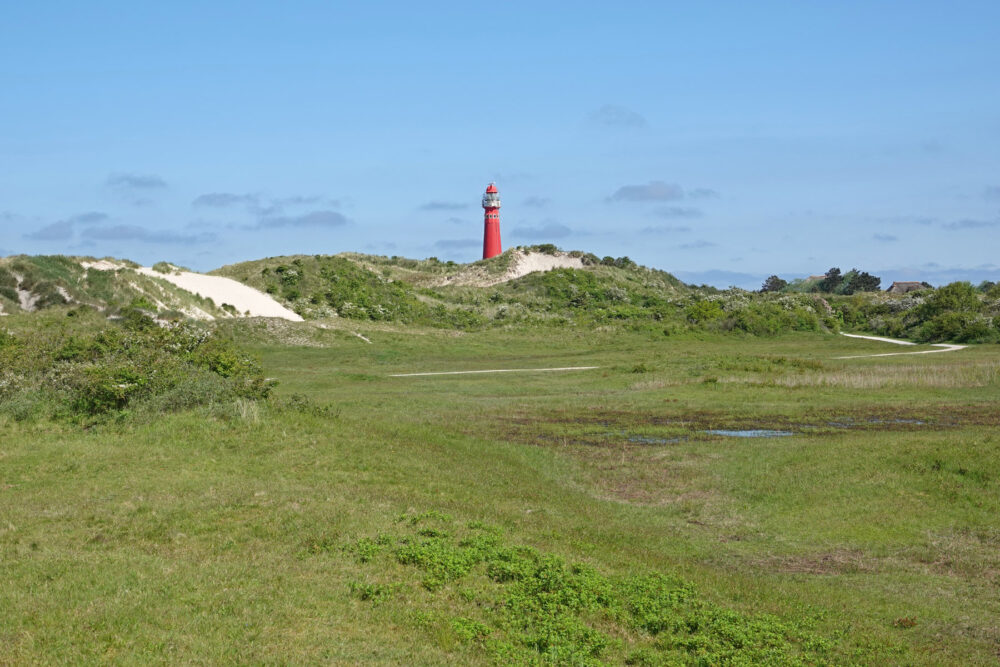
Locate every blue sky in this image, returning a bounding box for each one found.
[2,1,999,288]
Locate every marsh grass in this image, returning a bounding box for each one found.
[1,325,998,663]
[235,398,261,423]
[766,359,1000,388]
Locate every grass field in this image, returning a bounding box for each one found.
[2,322,998,664]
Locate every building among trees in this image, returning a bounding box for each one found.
[887,281,926,294]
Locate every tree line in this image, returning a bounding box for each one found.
[761,267,882,295]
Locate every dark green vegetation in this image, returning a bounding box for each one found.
[345,513,835,665]
[208,250,684,330]
[817,268,880,295]
[760,270,1000,342]
[5,252,999,344]
[212,252,1000,343]
[2,302,998,663]
[779,268,882,295]
[0,308,272,422]
[834,281,1000,343]
[212,250,831,336]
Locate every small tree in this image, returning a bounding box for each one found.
[816,267,842,293]
[760,275,788,293]
[844,270,880,294]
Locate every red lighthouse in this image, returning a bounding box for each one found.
[482,182,502,259]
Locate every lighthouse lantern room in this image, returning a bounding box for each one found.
[482,182,502,259]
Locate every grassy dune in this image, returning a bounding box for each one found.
[0,255,230,319]
[1,322,998,663]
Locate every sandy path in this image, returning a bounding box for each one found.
[390,366,599,377]
[836,333,966,359]
[136,268,304,321]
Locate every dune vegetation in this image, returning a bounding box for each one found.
[1,253,999,664]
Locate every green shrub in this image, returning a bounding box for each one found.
[917,312,997,343]
[344,515,837,665]
[0,317,274,420]
[685,300,724,323]
[136,371,233,415]
[0,267,18,303]
[917,282,982,319]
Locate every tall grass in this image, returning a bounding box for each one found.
[762,360,1000,388]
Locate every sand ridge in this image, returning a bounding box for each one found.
[135,268,304,321]
[439,250,585,287]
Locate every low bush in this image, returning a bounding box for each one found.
[829,281,999,343]
[340,514,837,665]
[0,312,274,422]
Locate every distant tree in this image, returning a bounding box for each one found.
[613,256,636,269]
[816,267,842,293]
[600,256,616,266]
[977,280,996,293]
[843,270,880,294]
[760,275,788,293]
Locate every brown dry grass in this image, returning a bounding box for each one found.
[734,360,1000,389]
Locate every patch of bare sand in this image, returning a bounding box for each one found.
[135,268,304,321]
[440,250,584,287]
[81,260,128,271]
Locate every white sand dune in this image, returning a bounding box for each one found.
[136,268,303,321]
[81,260,128,271]
[440,250,585,287]
[501,251,584,283]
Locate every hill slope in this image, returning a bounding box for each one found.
[0,256,228,319]
[4,251,998,343]
[210,248,694,329]
[0,256,303,321]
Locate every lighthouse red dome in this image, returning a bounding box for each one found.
[486,183,498,193]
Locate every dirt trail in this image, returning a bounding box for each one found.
[836,333,966,359]
[390,366,599,377]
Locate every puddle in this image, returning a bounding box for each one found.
[600,430,687,446]
[584,416,928,448]
[627,435,686,445]
[706,429,794,438]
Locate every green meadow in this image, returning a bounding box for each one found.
[2,317,998,664]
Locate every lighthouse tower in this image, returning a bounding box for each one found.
[482,182,502,259]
